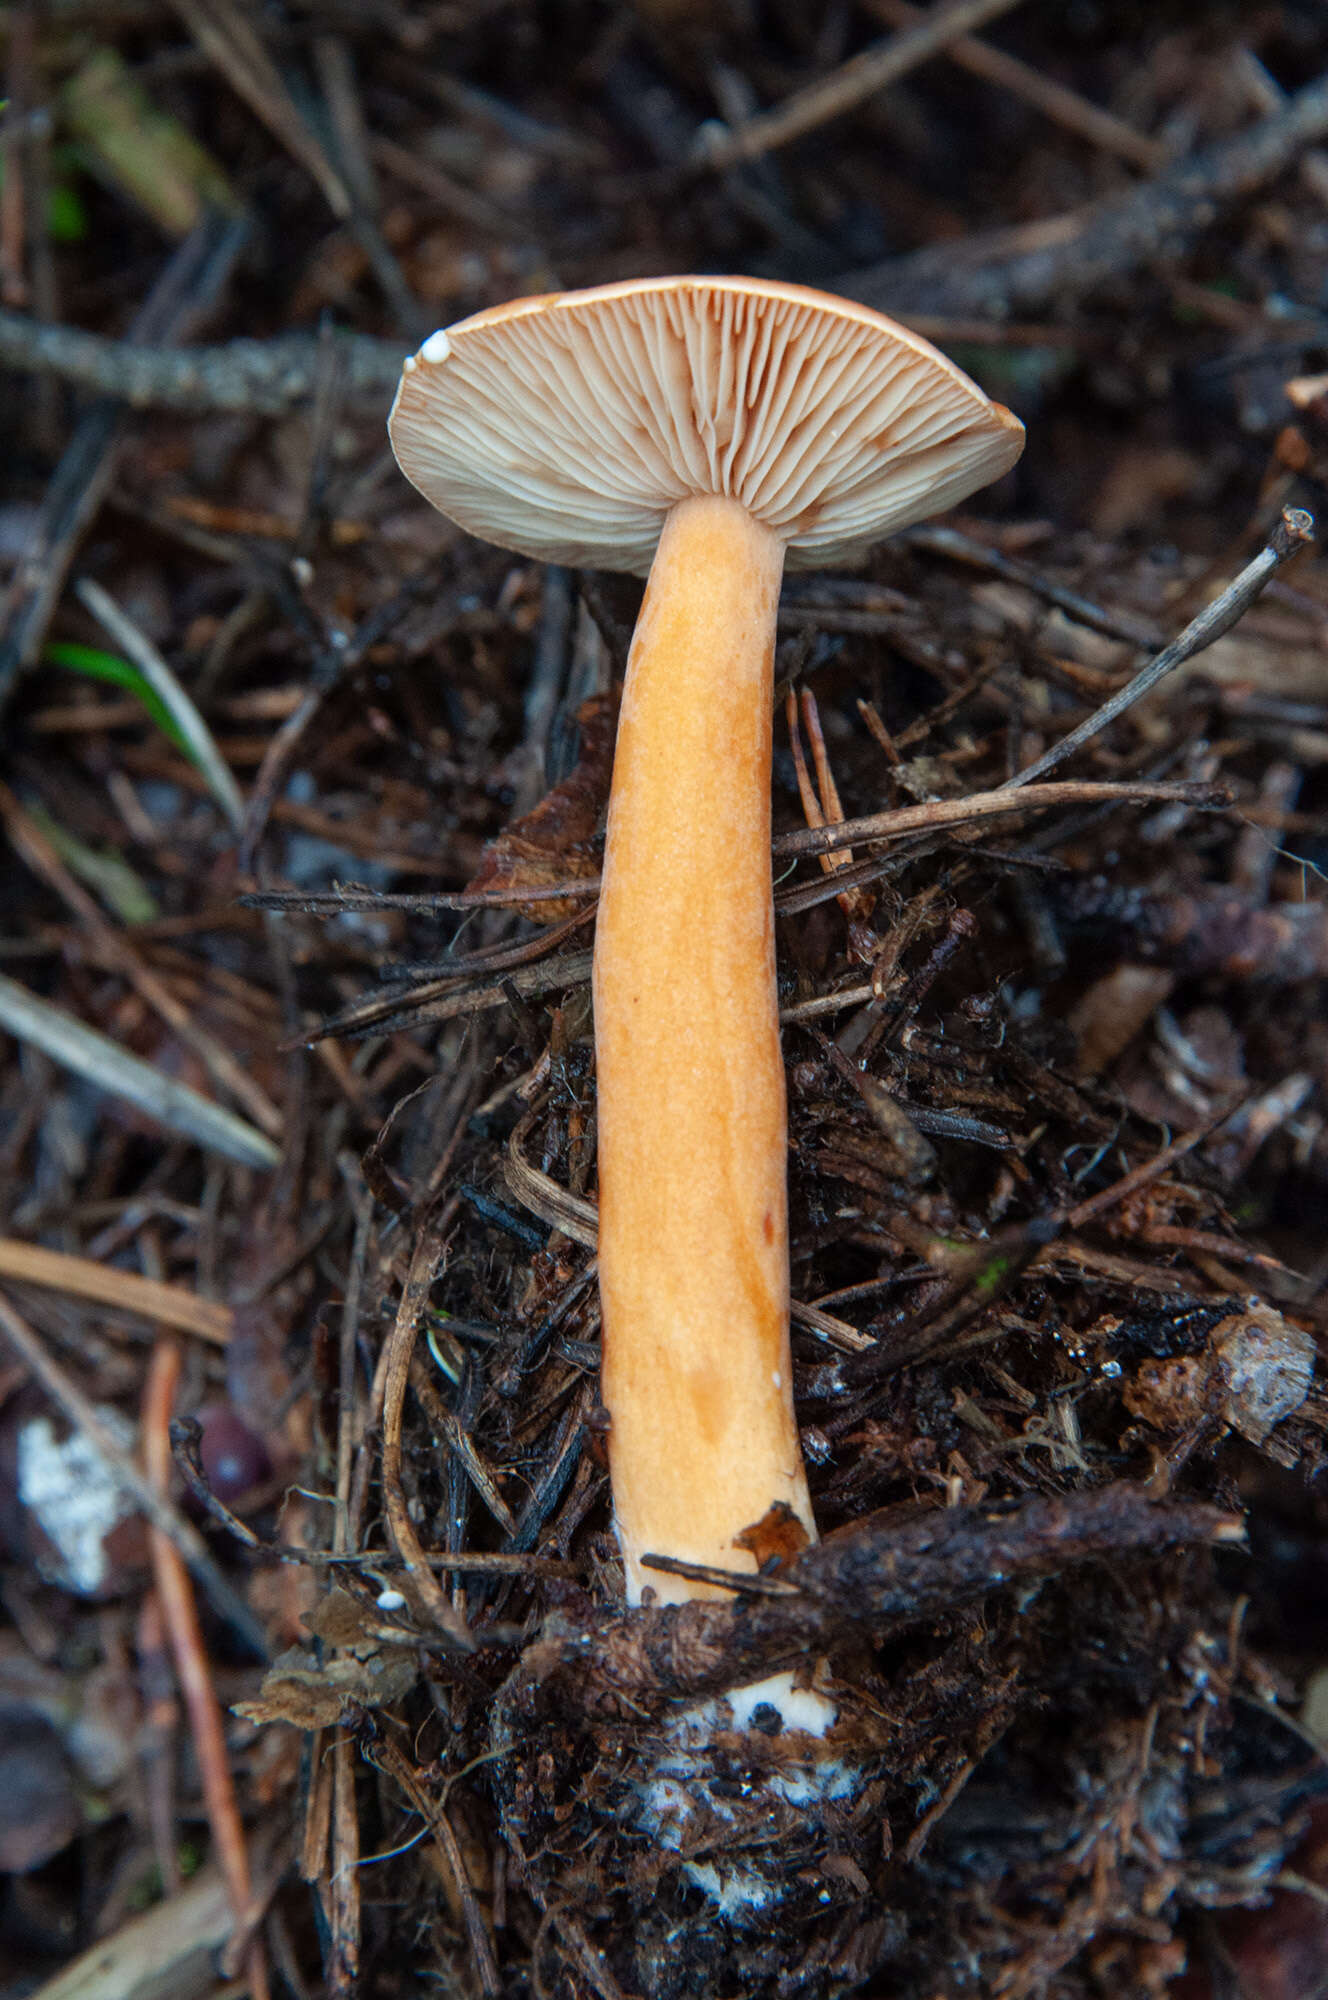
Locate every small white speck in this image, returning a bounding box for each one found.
[403,354,417,373]
[771,1370,782,1390]
[376,1587,407,1611]
[419,328,452,365]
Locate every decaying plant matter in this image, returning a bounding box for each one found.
[4,7,1328,2000]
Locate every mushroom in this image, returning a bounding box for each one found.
[389,276,1023,1620]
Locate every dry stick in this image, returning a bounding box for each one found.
[169,0,351,218]
[378,1208,473,1649]
[1,786,283,1138]
[25,1868,236,2000]
[409,1357,518,1536]
[363,1732,501,2000]
[267,779,1223,988]
[0,1287,269,1656]
[333,1156,373,1562]
[0,1237,231,1344]
[238,568,438,872]
[693,0,1027,171]
[845,68,1328,319]
[327,1727,361,2000]
[774,778,1228,862]
[1000,509,1317,791]
[522,1486,1242,1713]
[902,521,1164,648]
[135,1588,182,1898]
[314,37,421,342]
[143,1340,271,2000]
[1062,1105,1239,1235]
[372,133,525,240]
[0,308,406,413]
[244,879,598,915]
[868,0,1166,171]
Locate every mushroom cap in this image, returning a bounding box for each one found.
[389,275,1024,575]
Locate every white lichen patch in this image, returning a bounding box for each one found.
[18,1411,137,1595]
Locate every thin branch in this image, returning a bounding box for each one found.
[0,307,405,412]
[773,778,1229,862]
[844,69,1328,319]
[169,0,351,218]
[2,784,283,1136]
[512,1485,1243,1716]
[1001,509,1316,790]
[377,1208,474,1649]
[867,0,1166,171]
[692,0,1027,171]
[143,1339,270,2000]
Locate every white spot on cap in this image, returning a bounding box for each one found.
[771,1369,782,1390]
[419,328,452,365]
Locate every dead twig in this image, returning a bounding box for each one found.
[25,1868,234,2000]
[169,0,351,218]
[867,0,1166,172]
[75,578,246,835]
[378,1207,474,1649]
[1001,510,1316,789]
[327,1727,361,2000]
[508,1485,1242,1717]
[903,522,1164,648]
[2,782,284,1138]
[845,69,1328,318]
[143,1339,270,2000]
[0,972,280,1171]
[692,0,1027,172]
[774,778,1230,861]
[361,1729,501,2000]
[0,308,405,412]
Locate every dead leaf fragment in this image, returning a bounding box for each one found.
[234,1642,418,1731]
[733,1501,812,1570]
[465,693,616,921]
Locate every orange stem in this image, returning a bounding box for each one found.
[595,494,814,1603]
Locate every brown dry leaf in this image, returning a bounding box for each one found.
[235,1591,421,1729]
[234,1642,418,1731]
[465,692,617,922]
[302,1586,384,1650]
[733,1501,812,1569]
